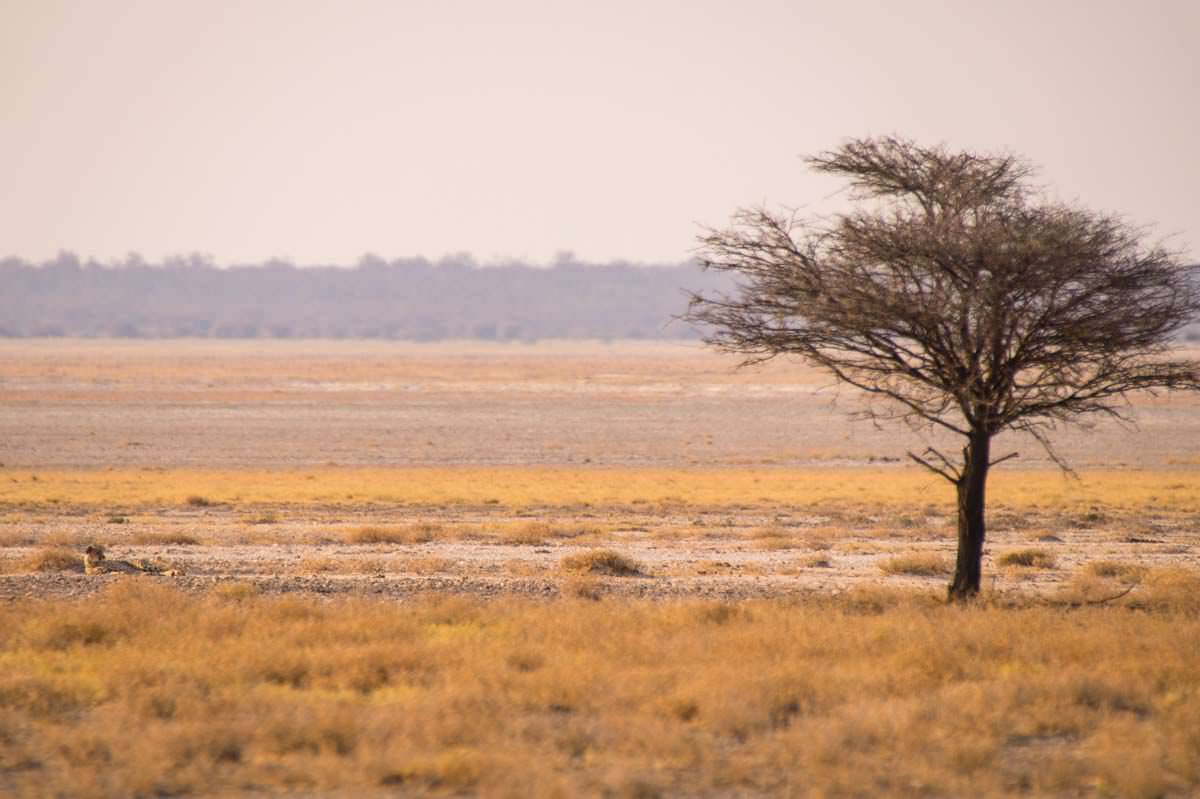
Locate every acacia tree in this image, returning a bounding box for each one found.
[686,137,1200,601]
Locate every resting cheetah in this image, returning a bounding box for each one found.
[83,545,182,576]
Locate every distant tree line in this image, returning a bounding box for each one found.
[0,253,731,340]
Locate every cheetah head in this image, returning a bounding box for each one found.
[83,544,107,567]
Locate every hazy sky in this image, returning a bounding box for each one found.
[2,0,1196,265]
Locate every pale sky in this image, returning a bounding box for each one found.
[1,0,1196,265]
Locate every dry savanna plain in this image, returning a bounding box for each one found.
[1,339,1199,797]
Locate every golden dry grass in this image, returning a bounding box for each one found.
[997,548,1057,569]
[342,523,444,545]
[748,525,803,550]
[1058,567,1200,613]
[129,531,202,546]
[9,466,1200,511]
[16,546,82,573]
[293,557,395,575]
[494,520,602,545]
[292,556,456,576]
[1084,560,1148,582]
[879,552,951,576]
[497,520,551,546]
[294,556,343,574]
[1126,568,1200,613]
[560,575,605,600]
[560,549,644,576]
[1,582,1199,797]
[0,530,34,547]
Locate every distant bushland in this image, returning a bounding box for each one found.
[0,252,730,340]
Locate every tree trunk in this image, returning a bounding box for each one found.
[948,429,991,602]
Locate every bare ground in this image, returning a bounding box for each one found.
[4,339,1200,470]
[1,500,1195,601]
[2,340,1198,601]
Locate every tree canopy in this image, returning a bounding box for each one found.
[686,136,1200,599]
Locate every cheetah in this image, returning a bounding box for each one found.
[83,545,182,576]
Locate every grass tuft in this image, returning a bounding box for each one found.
[496,521,602,545]
[342,523,442,545]
[997,548,1056,569]
[561,549,644,576]
[130,531,202,546]
[878,552,950,576]
[748,526,799,550]
[498,521,552,546]
[1083,560,1147,582]
[20,547,82,573]
[294,556,342,574]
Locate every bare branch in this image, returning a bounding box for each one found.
[989,451,1020,468]
[1082,583,1138,605]
[685,138,1200,459]
[1053,583,1138,608]
[1026,427,1079,478]
[906,449,961,484]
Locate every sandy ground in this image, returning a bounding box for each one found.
[2,500,1195,601]
[2,340,1198,600]
[3,339,1200,470]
